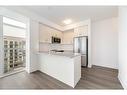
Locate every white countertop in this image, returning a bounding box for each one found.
[38,51,81,58]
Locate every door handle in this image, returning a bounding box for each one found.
[78,48,80,53]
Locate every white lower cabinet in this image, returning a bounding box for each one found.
[38,53,81,88]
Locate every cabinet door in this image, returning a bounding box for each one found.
[39,24,51,43]
[50,28,63,43]
[78,25,88,36]
[62,29,74,44]
[55,31,63,38]
[74,27,79,37]
[51,29,62,37]
[83,25,88,36]
[74,25,88,37]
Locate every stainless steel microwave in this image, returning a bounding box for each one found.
[51,36,61,44]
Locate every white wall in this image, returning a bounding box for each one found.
[118,7,127,89]
[28,20,39,73]
[92,17,118,69]
[4,7,63,31]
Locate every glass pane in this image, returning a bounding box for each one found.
[3,17,26,73]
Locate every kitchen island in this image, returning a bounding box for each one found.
[38,51,81,88]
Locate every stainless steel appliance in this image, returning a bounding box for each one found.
[73,36,88,67]
[52,36,61,44]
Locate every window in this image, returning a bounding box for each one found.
[3,17,26,29]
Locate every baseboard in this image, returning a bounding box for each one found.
[29,68,38,73]
[25,67,39,73]
[88,63,92,68]
[92,64,118,69]
[118,74,127,89]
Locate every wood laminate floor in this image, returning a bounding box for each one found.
[0,65,123,89]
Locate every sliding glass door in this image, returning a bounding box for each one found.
[4,38,26,73]
[2,16,26,73]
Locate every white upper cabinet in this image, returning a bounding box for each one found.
[50,29,63,38]
[39,24,89,44]
[39,23,62,43]
[62,29,74,44]
[39,24,51,43]
[74,25,88,37]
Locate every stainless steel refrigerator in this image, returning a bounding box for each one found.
[73,36,88,67]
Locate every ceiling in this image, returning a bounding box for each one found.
[22,6,118,26]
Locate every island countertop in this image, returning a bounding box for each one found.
[38,51,81,58]
[38,50,81,87]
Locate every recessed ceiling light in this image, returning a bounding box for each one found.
[63,19,72,25]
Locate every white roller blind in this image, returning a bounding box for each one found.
[3,24,26,38]
[3,17,26,28]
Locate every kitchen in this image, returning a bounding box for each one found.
[38,21,90,87]
[0,6,123,89]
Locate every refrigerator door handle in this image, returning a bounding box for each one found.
[78,48,80,53]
